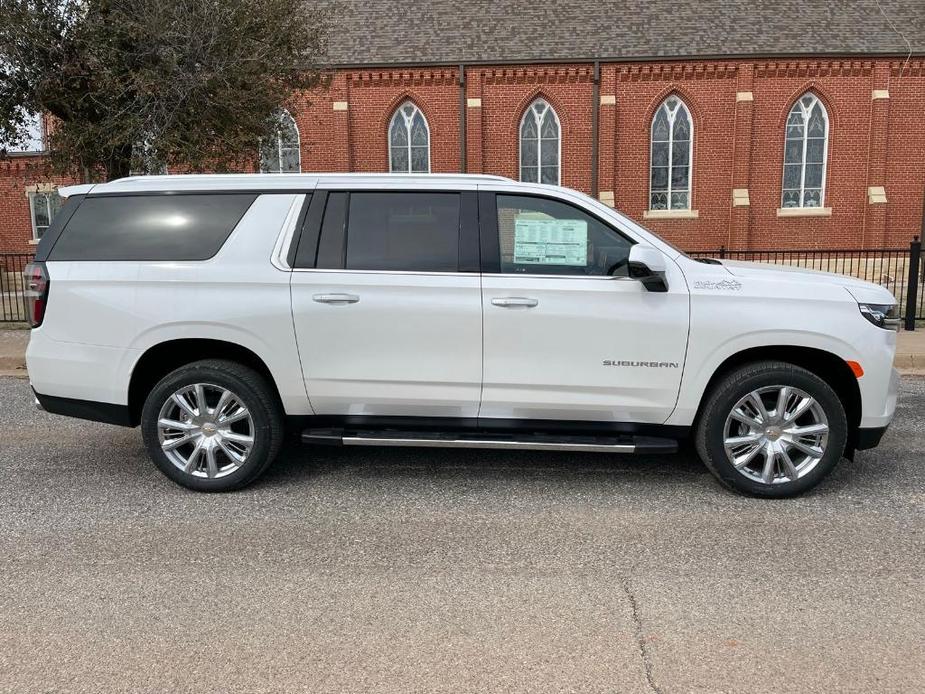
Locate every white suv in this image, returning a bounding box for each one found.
[24,174,900,497]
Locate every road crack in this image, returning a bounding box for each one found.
[618,575,663,694]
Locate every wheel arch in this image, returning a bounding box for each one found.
[694,345,862,450]
[127,338,281,426]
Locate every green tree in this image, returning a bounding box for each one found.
[0,0,328,181]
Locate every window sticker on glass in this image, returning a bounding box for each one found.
[513,218,588,266]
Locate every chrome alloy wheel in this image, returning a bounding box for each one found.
[156,383,255,479]
[723,385,829,485]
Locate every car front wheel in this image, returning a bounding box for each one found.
[695,361,848,497]
[141,359,284,492]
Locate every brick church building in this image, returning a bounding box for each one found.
[2,0,924,254]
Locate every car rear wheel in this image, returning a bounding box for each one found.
[141,359,283,492]
[695,361,848,497]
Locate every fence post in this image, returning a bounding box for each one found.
[905,235,921,331]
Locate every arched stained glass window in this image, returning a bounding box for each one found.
[649,96,692,210]
[781,93,829,208]
[259,109,301,174]
[520,99,560,185]
[389,102,430,173]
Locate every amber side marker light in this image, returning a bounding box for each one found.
[846,361,865,378]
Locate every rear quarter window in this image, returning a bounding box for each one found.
[48,194,257,261]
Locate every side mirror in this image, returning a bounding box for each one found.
[627,244,669,292]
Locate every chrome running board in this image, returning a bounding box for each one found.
[302,428,678,454]
[344,436,636,453]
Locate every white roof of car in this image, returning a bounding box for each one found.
[59,173,514,197]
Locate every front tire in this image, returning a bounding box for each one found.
[695,361,848,498]
[141,359,284,492]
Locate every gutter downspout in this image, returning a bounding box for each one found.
[459,63,467,173]
[591,61,600,198]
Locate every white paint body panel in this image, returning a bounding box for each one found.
[29,193,311,415]
[28,174,898,442]
[290,271,482,417]
[667,256,898,429]
[479,273,688,422]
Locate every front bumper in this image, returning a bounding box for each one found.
[855,424,890,450]
[854,367,899,450]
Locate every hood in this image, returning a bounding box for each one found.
[719,259,897,304]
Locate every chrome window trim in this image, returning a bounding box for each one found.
[270,194,307,271]
[490,273,636,281]
[289,267,634,281]
[290,268,476,277]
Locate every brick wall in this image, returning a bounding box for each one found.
[0,158,76,254]
[2,57,924,253]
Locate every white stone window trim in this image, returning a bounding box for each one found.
[776,206,833,218]
[259,109,302,174]
[643,209,699,220]
[780,93,829,210]
[388,101,431,174]
[519,98,561,186]
[648,97,694,212]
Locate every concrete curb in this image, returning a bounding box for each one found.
[0,356,27,378]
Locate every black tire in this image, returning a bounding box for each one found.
[695,361,848,498]
[141,359,284,492]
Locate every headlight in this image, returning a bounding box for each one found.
[858,303,900,331]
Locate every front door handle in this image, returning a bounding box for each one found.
[491,297,539,308]
[313,293,360,305]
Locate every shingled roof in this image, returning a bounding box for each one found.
[321,0,923,67]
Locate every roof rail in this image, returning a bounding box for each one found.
[109,172,513,182]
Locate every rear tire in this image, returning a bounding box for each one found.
[141,359,284,492]
[695,361,848,498]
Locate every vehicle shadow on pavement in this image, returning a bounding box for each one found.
[252,439,859,500]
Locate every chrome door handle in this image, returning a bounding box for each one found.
[313,293,359,304]
[491,297,539,308]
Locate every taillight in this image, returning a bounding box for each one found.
[23,262,49,328]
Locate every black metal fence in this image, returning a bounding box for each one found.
[1,237,924,326]
[0,253,33,323]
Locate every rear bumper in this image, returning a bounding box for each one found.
[26,329,137,407]
[33,389,134,427]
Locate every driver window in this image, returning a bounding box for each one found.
[496,194,633,276]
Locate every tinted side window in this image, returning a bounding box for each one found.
[495,194,634,276]
[49,194,257,261]
[345,193,459,272]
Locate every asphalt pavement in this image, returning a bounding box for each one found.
[1,376,923,693]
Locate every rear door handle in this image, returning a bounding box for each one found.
[491,297,539,308]
[313,293,359,305]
